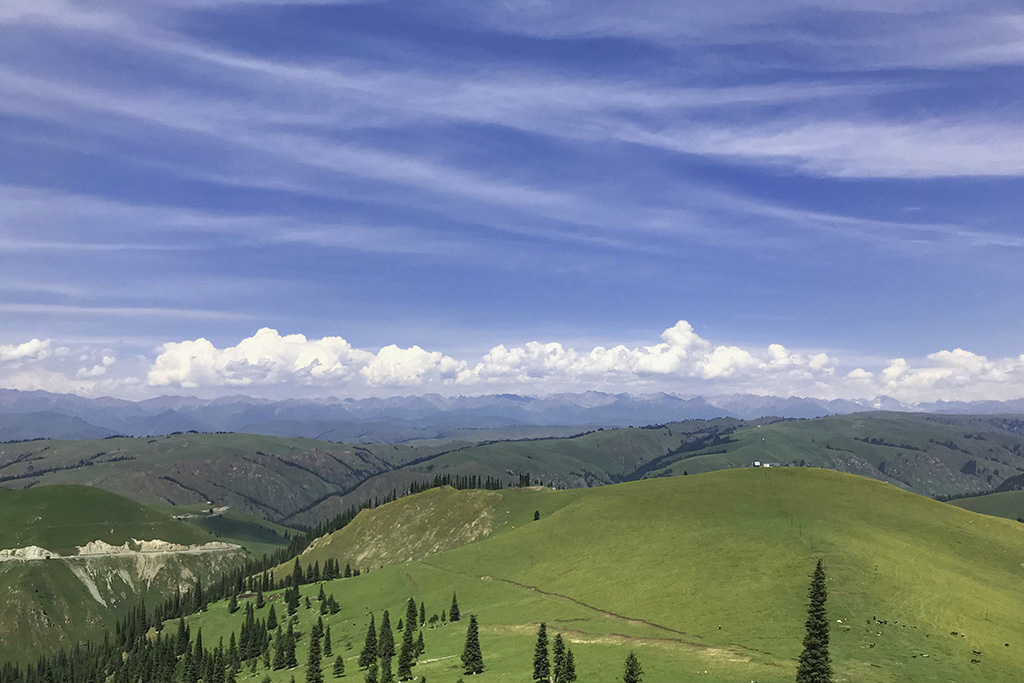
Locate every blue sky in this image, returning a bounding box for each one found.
[1,0,1023,402]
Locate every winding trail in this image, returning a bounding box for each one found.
[416,559,783,664]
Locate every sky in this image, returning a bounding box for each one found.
[1,0,1023,403]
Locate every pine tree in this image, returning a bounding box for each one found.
[414,631,425,658]
[397,616,415,680]
[364,662,378,683]
[324,625,333,658]
[228,594,239,614]
[405,598,418,634]
[229,632,240,673]
[268,605,279,631]
[378,611,395,660]
[256,586,265,609]
[532,623,549,683]
[563,649,576,683]
[622,652,642,683]
[285,623,299,669]
[796,559,833,683]
[552,634,565,683]
[419,602,426,627]
[306,622,324,683]
[332,656,345,678]
[460,615,483,675]
[176,617,190,656]
[449,592,461,622]
[379,657,394,683]
[274,627,287,670]
[359,615,377,669]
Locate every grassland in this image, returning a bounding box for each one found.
[0,485,249,664]
[7,413,1024,532]
[178,468,1024,683]
[0,485,214,554]
[951,489,1024,522]
[0,433,447,524]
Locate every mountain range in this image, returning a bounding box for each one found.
[3,388,1024,443]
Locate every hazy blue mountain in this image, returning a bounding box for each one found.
[1,388,1022,442]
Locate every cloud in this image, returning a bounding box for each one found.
[361,346,467,387]
[140,322,840,395]
[1,324,1024,403]
[147,328,374,388]
[0,338,52,363]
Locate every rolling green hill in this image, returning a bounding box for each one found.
[175,468,1024,683]
[8,413,1024,531]
[0,485,248,664]
[0,485,213,554]
[300,412,1024,523]
[951,489,1024,522]
[0,433,447,524]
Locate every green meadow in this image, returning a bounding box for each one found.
[179,468,1024,683]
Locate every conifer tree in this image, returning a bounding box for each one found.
[397,616,415,680]
[364,661,378,683]
[405,598,418,634]
[324,625,333,658]
[228,593,239,613]
[274,627,287,670]
[378,611,395,660]
[562,649,576,683]
[319,585,326,603]
[345,563,352,578]
[333,656,345,678]
[414,631,425,658]
[268,605,279,631]
[460,615,483,675]
[183,646,198,683]
[622,652,643,683]
[796,560,832,683]
[176,617,190,656]
[285,623,299,669]
[532,623,549,683]
[229,632,240,673]
[256,586,265,609]
[552,634,565,683]
[419,602,426,626]
[380,656,395,683]
[449,592,461,622]
[306,622,324,683]
[359,615,377,669]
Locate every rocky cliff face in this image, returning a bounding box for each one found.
[0,539,247,663]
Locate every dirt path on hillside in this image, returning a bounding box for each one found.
[416,560,783,665]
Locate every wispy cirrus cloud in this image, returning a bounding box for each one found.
[1,0,1022,398]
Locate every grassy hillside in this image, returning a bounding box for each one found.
[177,469,1024,683]
[148,502,300,558]
[0,485,249,663]
[302,413,1024,523]
[0,433,447,523]
[8,413,1024,530]
[951,489,1024,522]
[0,485,215,554]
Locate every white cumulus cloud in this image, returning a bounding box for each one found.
[147,328,374,388]
[0,323,1020,403]
[0,338,52,363]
